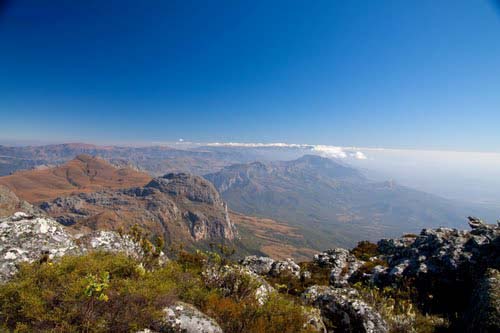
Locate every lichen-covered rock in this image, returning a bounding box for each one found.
[240,255,275,275]
[269,258,301,278]
[302,285,388,333]
[465,268,500,333]
[160,302,223,333]
[0,213,166,282]
[0,212,81,281]
[362,217,500,326]
[314,248,364,287]
[376,218,499,280]
[77,230,167,264]
[80,230,143,255]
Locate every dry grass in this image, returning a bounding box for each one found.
[231,212,316,261]
[0,155,151,202]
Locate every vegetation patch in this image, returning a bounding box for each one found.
[351,240,380,261]
[0,251,315,333]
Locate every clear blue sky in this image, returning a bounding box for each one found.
[1,0,499,150]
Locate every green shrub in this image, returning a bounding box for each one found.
[0,251,314,333]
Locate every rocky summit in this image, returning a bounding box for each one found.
[0,208,498,332]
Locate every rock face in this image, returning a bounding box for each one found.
[240,255,304,279]
[313,248,364,287]
[147,173,224,206]
[40,173,237,244]
[0,212,162,281]
[302,285,388,333]
[160,302,223,333]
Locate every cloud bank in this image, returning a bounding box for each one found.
[203,142,369,160]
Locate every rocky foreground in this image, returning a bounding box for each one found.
[0,211,498,332]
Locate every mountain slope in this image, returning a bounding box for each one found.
[40,173,237,246]
[0,154,152,202]
[205,155,470,249]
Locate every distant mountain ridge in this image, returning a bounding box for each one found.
[0,143,252,176]
[205,155,472,249]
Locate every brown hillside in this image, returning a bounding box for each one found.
[230,212,316,261]
[0,154,152,202]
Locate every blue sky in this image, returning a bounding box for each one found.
[1,0,499,151]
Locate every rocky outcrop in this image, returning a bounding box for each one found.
[160,302,223,333]
[239,255,275,275]
[375,217,499,278]
[370,218,499,317]
[314,248,364,287]
[348,217,500,329]
[269,258,301,278]
[240,255,305,280]
[0,185,40,218]
[0,212,164,281]
[41,173,237,243]
[147,173,224,205]
[302,285,388,333]
[0,212,80,281]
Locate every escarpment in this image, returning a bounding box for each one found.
[40,173,237,244]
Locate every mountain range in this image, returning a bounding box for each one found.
[205,155,475,249]
[0,143,489,252]
[0,154,317,260]
[0,143,251,177]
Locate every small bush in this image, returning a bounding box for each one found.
[351,240,379,261]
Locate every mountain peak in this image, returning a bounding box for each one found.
[0,156,151,202]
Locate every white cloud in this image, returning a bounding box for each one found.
[203,142,368,160]
[310,145,348,159]
[352,151,367,160]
